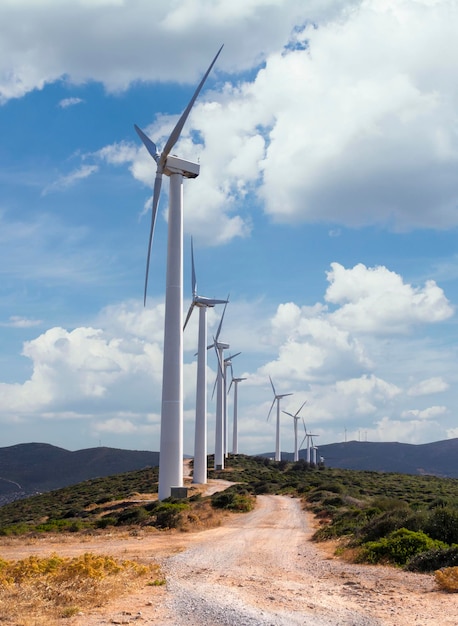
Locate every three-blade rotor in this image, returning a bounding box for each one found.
[183,238,228,330]
[267,376,293,421]
[282,400,307,421]
[134,45,224,305]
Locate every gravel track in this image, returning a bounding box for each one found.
[149,495,456,626]
[2,492,455,625]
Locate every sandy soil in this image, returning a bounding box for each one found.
[1,484,456,626]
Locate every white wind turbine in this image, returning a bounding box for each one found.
[223,351,241,457]
[267,376,293,462]
[228,368,246,455]
[304,432,319,464]
[208,305,229,470]
[282,401,307,462]
[183,239,227,485]
[134,46,223,500]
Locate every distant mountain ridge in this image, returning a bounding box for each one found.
[280,438,458,478]
[0,443,159,502]
[1,438,457,507]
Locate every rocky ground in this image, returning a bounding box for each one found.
[1,489,455,625]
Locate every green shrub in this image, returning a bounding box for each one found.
[115,507,150,526]
[407,546,458,572]
[358,528,447,566]
[357,508,427,543]
[154,502,188,529]
[211,487,254,512]
[424,507,458,545]
[95,517,116,529]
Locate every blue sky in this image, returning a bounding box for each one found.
[1,0,458,456]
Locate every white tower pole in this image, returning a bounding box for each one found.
[223,360,229,458]
[214,344,226,469]
[293,417,298,462]
[306,435,311,464]
[275,399,281,462]
[158,170,184,500]
[193,306,208,484]
[232,380,239,454]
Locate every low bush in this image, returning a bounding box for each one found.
[358,528,447,566]
[211,487,254,512]
[356,508,427,544]
[424,507,458,545]
[407,546,458,572]
[435,566,458,592]
[115,506,150,526]
[153,501,188,529]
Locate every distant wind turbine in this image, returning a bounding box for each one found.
[183,238,227,485]
[134,46,223,500]
[304,432,319,464]
[208,304,229,470]
[228,369,246,455]
[267,376,293,462]
[282,401,307,462]
[223,351,241,457]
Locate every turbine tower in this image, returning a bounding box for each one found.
[223,352,240,457]
[282,401,307,462]
[267,376,293,462]
[183,239,227,485]
[304,432,319,464]
[228,370,246,455]
[134,46,223,500]
[208,306,229,470]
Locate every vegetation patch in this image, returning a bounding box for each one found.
[0,552,161,625]
[211,485,255,512]
[435,566,458,592]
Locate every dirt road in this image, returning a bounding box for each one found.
[2,494,456,625]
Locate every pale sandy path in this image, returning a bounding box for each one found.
[2,493,455,625]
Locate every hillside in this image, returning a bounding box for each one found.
[1,437,458,505]
[0,443,159,502]
[269,438,458,477]
[310,439,458,477]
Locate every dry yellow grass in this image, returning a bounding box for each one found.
[435,566,458,593]
[0,552,162,625]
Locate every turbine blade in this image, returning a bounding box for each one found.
[134,124,159,162]
[143,169,163,305]
[161,45,224,161]
[269,376,276,396]
[183,302,195,331]
[211,371,218,400]
[267,397,276,422]
[295,401,307,417]
[215,299,228,341]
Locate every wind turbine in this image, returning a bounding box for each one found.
[282,401,307,462]
[223,351,241,457]
[304,432,319,464]
[208,305,229,470]
[183,239,227,485]
[134,46,223,500]
[228,369,246,455]
[267,376,293,462]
